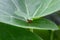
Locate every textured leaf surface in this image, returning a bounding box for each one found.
[0,0,60,21]
[0,0,59,30]
[0,15,58,30]
[0,22,43,40]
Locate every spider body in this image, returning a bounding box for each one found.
[27,19,32,23]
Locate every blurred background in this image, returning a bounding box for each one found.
[45,10,60,25]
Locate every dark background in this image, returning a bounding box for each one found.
[45,10,60,25]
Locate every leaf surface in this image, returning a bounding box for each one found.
[0,15,58,30]
[0,22,43,40]
[0,0,60,20]
[0,0,59,30]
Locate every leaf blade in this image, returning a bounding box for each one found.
[0,22,43,40]
[0,15,59,30]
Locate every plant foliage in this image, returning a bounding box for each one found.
[0,0,60,40]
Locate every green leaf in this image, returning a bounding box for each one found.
[35,0,60,18]
[0,22,43,40]
[0,0,60,21]
[34,30,50,40]
[0,0,59,30]
[54,30,60,40]
[0,15,58,30]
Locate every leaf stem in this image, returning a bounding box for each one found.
[30,29,33,32]
[50,30,54,40]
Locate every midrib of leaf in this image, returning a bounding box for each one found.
[0,0,26,21]
[25,0,30,20]
[11,0,26,21]
[32,0,53,18]
[48,0,60,8]
[0,10,25,21]
[0,16,58,30]
[40,0,60,17]
[32,1,42,18]
[38,0,53,15]
[11,0,21,11]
